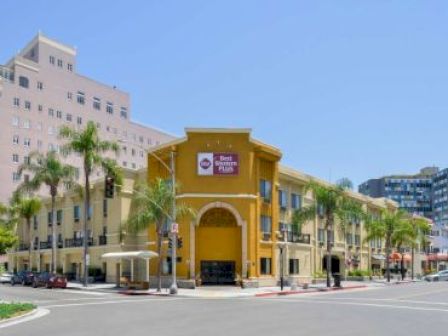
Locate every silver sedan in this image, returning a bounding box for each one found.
[425,270,448,281]
[0,272,13,283]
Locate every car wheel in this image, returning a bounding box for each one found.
[434,277,439,282]
[32,281,37,288]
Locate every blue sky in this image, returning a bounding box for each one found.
[2,1,447,187]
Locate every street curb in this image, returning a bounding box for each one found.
[0,308,49,328]
[254,285,367,297]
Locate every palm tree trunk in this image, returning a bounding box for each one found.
[51,189,57,274]
[156,225,163,292]
[411,246,415,280]
[83,169,90,287]
[401,253,405,280]
[326,216,332,288]
[27,218,32,271]
[385,239,391,282]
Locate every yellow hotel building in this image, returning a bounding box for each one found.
[147,128,396,287]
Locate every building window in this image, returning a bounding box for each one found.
[56,110,62,119]
[49,56,55,65]
[48,108,54,117]
[120,107,128,119]
[260,179,272,203]
[260,215,272,241]
[355,234,361,246]
[19,76,29,88]
[291,193,302,209]
[106,102,113,114]
[38,104,43,112]
[318,228,325,243]
[24,138,31,147]
[12,172,21,182]
[278,190,288,209]
[33,216,38,230]
[13,135,19,145]
[37,81,43,90]
[23,119,30,129]
[74,205,80,222]
[65,114,72,122]
[48,126,55,135]
[57,59,63,67]
[37,140,43,148]
[47,212,53,226]
[67,92,73,100]
[13,97,20,107]
[56,210,63,225]
[67,63,73,72]
[289,259,300,275]
[12,116,19,127]
[103,199,108,218]
[122,161,127,167]
[12,154,19,163]
[77,116,82,125]
[260,258,272,275]
[23,156,30,165]
[77,91,85,105]
[93,97,101,110]
[25,101,31,110]
[131,148,136,156]
[346,233,353,245]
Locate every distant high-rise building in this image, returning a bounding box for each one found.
[0,33,175,203]
[358,167,437,219]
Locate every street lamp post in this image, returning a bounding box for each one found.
[279,225,287,291]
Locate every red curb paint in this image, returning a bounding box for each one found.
[255,285,367,298]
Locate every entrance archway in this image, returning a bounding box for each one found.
[322,255,341,274]
[196,207,241,285]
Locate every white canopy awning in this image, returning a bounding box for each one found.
[372,254,386,261]
[102,251,158,260]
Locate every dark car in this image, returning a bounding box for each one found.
[33,272,67,289]
[11,270,37,286]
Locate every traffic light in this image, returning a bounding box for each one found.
[177,237,183,249]
[105,176,114,198]
[168,237,173,249]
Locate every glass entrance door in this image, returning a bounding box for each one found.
[200,261,235,285]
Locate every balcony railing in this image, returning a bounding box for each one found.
[64,237,94,248]
[98,235,107,246]
[40,241,51,249]
[286,233,311,244]
[17,243,30,251]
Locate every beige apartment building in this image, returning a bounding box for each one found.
[9,169,148,282]
[0,33,174,204]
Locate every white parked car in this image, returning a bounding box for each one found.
[425,270,448,282]
[0,272,13,283]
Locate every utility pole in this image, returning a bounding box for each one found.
[169,151,178,295]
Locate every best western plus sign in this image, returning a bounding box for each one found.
[197,153,239,176]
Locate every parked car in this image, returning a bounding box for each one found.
[0,272,13,283]
[11,271,37,286]
[33,272,67,289]
[425,270,448,282]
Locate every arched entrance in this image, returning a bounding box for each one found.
[322,255,341,274]
[195,205,242,285]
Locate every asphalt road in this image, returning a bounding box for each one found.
[1,282,448,335]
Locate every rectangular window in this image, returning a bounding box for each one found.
[23,119,30,129]
[260,258,272,275]
[33,216,38,230]
[48,108,54,117]
[12,116,19,127]
[38,104,43,112]
[13,97,20,107]
[12,172,21,182]
[12,154,19,163]
[19,76,29,88]
[25,101,31,110]
[23,156,30,164]
[355,234,361,246]
[56,110,62,119]
[328,230,334,243]
[259,179,272,203]
[57,59,63,67]
[260,215,272,241]
[74,205,80,222]
[37,81,43,90]
[77,116,82,125]
[346,233,353,245]
[13,135,19,145]
[93,97,101,110]
[48,212,53,226]
[66,114,72,122]
[318,228,325,243]
[67,63,73,72]
[77,91,85,105]
[67,92,73,100]
[289,259,299,275]
[120,107,128,119]
[291,193,302,209]
[278,190,288,209]
[49,56,55,65]
[56,210,63,225]
[103,199,108,218]
[106,102,114,114]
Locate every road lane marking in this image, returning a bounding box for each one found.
[42,297,180,308]
[260,298,448,313]
[311,297,448,306]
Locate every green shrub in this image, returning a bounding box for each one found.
[0,303,36,320]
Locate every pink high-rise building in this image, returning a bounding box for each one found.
[0,33,175,203]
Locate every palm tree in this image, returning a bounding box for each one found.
[408,215,431,280]
[292,180,363,287]
[391,220,414,280]
[12,195,42,270]
[18,151,76,273]
[0,203,18,255]
[364,209,408,282]
[126,179,195,292]
[60,121,122,286]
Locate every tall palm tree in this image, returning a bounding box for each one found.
[408,215,431,280]
[126,179,195,292]
[391,220,414,280]
[292,180,363,287]
[18,151,76,273]
[60,121,122,286]
[364,209,408,282]
[13,195,42,270]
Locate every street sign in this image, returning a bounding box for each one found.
[171,223,179,233]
